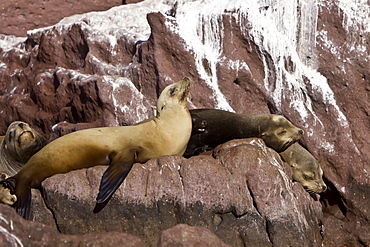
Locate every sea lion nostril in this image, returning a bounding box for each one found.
[18,123,24,128]
[298,129,303,135]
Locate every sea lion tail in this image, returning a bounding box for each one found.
[93,149,136,213]
[0,178,31,220]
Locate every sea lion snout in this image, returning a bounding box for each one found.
[178,77,191,101]
[306,182,327,194]
[320,184,327,192]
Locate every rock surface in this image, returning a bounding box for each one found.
[0,203,145,247]
[0,0,369,246]
[0,0,127,37]
[1,202,229,247]
[40,138,323,246]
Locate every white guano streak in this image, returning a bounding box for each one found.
[171,0,362,153]
[0,215,23,247]
[106,76,148,124]
[172,1,242,111]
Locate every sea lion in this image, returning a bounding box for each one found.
[0,78,192,219]
[279,143,327,194]
[184,109,303,157]
[0,172,16,205]
[0,121,47,176]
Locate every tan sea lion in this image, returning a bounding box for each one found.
[0,121,47,176]
[279,143,327,194]
[0,172,16,205]
[0,78,192,219]
[184,109,303,157]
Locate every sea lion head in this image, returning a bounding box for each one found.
[156,77,191,116]
[261,115,303,152]
[0,179,17,205]
[291,159,327,194]
[280,143,327,194]
[3,121,46,163]
[191,114,207,134]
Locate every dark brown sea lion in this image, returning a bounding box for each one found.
[184,109,303,157]
[0,78,192,219]
[279,143,327,193]
[0,121,47,176]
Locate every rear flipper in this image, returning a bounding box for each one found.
[93,149,136,213]
[0,178,31,220]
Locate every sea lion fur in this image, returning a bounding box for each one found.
[0,121,47,177]
[184,109,303,157]
[279,143,327,194]
[0,172,16,205]
[0,78,192,219]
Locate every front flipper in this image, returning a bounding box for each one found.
[93,149,136,213]
[1,178,32,220]
[14,186,31,220]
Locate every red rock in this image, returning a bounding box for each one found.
[0,0,129,37]
[0,1,369,246]
[39,139,322,246]
[0,204,145,247]
[158,224,231,247]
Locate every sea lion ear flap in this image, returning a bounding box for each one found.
[290,162,298,169]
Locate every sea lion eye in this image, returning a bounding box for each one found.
[277,130,286,135]
[169,87,178,96]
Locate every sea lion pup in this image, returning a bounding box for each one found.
[184,109,303,157]
[279,143,327,194]
[0,78,192,219]
[0,121,47,176]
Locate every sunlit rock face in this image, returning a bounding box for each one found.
[0,0,369,246]
[0,1,124,37]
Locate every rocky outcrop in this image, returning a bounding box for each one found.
[37,138,322,246]
[0,203,230,247]
[0,0,369,246]
[0,203,145,247]
[158,224,232,247]
[0,1,132,37]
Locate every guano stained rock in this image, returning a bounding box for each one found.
[0,0,369,246]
